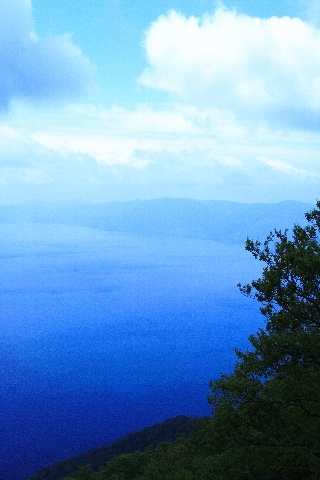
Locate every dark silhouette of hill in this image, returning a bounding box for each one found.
[27,415,199,480]
[0,198,312,243]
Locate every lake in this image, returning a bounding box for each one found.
[0,223,262,479]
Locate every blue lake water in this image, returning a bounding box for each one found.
[0,223,262,479]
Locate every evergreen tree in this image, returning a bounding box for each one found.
[208,201,320,479]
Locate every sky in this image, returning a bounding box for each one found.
[1,0,320,204]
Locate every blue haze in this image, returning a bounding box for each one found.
[0,199,312,479]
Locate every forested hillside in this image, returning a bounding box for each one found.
[28,416,199,480]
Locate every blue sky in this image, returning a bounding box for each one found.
[1,0,320,204]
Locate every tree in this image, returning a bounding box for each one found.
[207,201,320,479]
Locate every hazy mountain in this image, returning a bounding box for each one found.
[0,198,313,243]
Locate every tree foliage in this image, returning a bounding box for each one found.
[208,200,320,479]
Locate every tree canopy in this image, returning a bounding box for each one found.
[207,200,320,479]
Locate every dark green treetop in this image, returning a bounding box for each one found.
[208,200,320,479]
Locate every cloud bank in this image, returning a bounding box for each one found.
[1,103,320,204]
[140,7,320,129]
[0,0,95,108]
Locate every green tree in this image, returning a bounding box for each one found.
[207,201,320,479]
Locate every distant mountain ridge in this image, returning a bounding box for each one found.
[0,198,313,244]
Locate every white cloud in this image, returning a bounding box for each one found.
[139,7,320,129]
[257,155,320,178]
[0,0,95,108]
[1,101,320,204]
[5,102,249,169]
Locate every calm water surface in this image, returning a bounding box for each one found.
[0,223,262,479]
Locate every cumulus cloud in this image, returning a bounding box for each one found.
[0,0,95,108]
[139,6,320,129]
